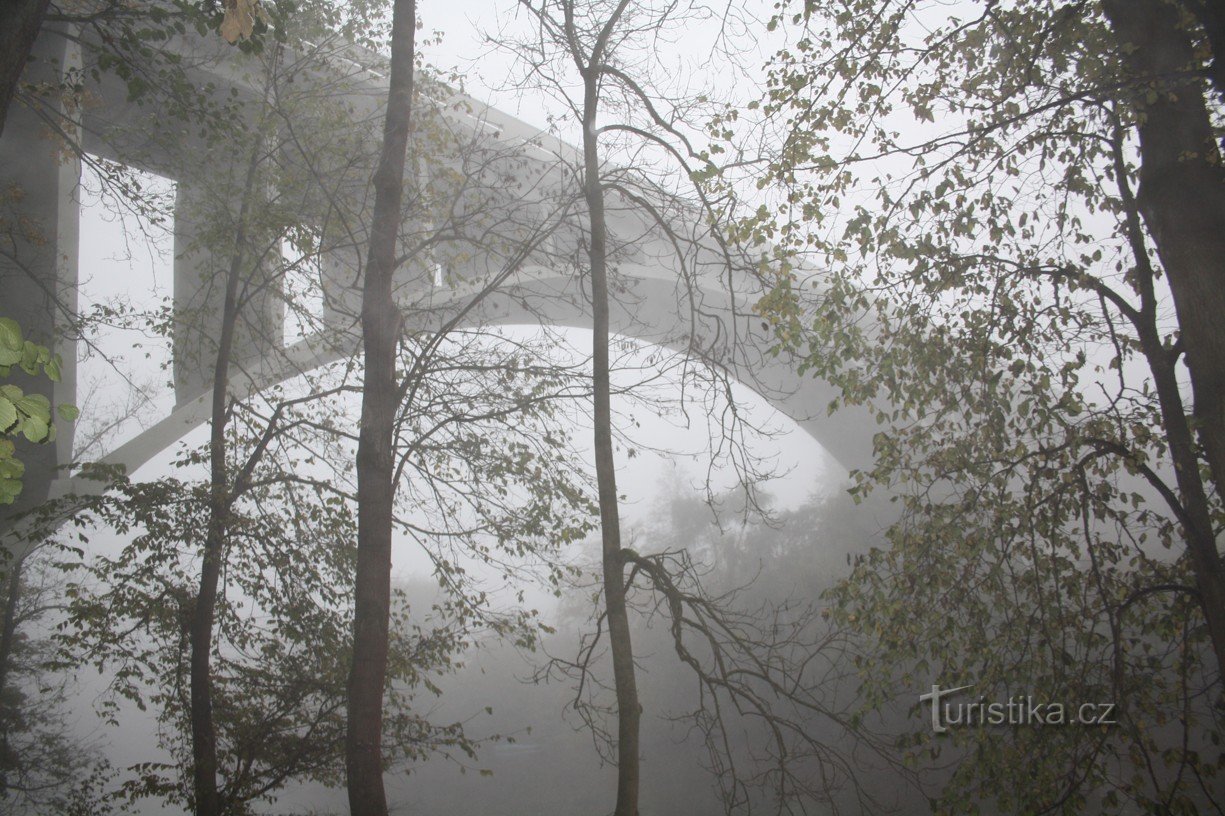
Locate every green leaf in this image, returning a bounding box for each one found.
[0,397,15,433]
[0,318,22,351]
[15,393,51,423]
[21,414,48,443]
[57,403,79,422]
[0,477,21,505]
[19,342,39,374]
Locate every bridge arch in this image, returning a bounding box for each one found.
[80,267,875,494]
[2,24,876,516]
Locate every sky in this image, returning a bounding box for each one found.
[416,0,779,146]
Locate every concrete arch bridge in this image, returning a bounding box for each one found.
[0,21,876,548]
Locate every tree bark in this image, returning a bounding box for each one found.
[1138,328,1225,681]
[1101,0,1225,678]
[576,6,640,811]
[0,556,20,794]
[1181,0,1225,100]
[0,557,23,711]
[346,1,414,814]
[0,0,49,138]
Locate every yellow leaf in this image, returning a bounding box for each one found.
[220,0,257,43]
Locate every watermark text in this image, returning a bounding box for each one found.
[918,684,1116,733]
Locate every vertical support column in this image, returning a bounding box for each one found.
[172,181,285,406]
[172,183,225,404]
[320,238,363,335]
[0,25,80,542]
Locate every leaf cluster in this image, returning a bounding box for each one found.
[0,318,77,505]
[739,1,1225,811]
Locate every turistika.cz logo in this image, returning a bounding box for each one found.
[918,684,1117,733]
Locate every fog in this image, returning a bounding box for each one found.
[3,1,1222,815]
[66,159,866,815]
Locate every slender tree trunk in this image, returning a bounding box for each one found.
[1145,343,1225,679]
[0,557,22,708]
[188,143,264,816]
[1101,0,1225,675]
[0,556,20,793]
[346,1,414,814]
[579,55,640,816]
[0,0,49,138]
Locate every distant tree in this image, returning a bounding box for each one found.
[0,546,111,815]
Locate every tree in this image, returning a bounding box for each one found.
[498,2,888,812]
[0,0,284,536]
[3,4,474,814]
[743,0,1225,811]
[0,545,112,816]
[346,1,417,813]
[51,64,381,802]
[1097,0,1225,663]
[33,6,596,812]
[341,4,610,813]
[545,4,642,813]
[187,71,274,816]
[62,20,375,813]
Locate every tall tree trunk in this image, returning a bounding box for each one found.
[1112,129,1225,684]
[0,556,20,794]
[1101,0,1225,679]
[0,0,49,138]
[346,0,414,814]
[188,142,264,816]
[0,553,20,793]
[579,38,640,816]
[1139,331,1225,681]
[0,556,23,711]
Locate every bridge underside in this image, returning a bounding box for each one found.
[0,23,876,548]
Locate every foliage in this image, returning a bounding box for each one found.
[0,317,76,505]
[0,548,115,815]
[41,11,603,813]
[496,2,866,811]
[54,460,476,813]
[737,0,1225,812]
